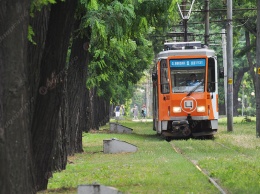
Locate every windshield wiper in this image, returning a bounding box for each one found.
[187,80,204,96]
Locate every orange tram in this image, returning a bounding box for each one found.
[152,41,222,141]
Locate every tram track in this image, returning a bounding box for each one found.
[170,141,228,194]
[169,137,259,194]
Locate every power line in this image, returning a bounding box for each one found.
[192,8,256,12]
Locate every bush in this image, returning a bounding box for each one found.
[245,107,256,116]
[237,107,256,117]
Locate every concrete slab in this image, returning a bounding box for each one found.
[109,123,133,133]
[103,138,138,154]
[78,183,122,194]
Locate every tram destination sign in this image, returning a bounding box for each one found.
[170,59,206,68]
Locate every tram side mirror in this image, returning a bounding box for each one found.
[219,67,224,79]
[152,72,157,81]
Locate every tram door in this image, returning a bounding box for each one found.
[158,59,171,132]
[207,57,218,120]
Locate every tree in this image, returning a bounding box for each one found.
[30,0,78,190]
[65,16,90,154]
[0,1,35,193]
[256,0,260,137]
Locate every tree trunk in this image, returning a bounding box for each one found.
[66,22,91,155]
[0,1,35,193]
[85,87,92,132]
[245,30,256,90]
[233,67,250,116]
[87,88,110,131]
[98,97,110,126]
[256,0,260,137]
[28,6,51,128]
[30,0,77,191]
[88,87,100,130]
[232,30,254,116]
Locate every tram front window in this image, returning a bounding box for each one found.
[169,58,206,93]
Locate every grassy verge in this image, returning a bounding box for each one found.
[171,116,260,194]
[40,116,260,194]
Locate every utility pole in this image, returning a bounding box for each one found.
[146,75,150,117]
[204,0,209,46]
[226,0,233,131]
[256,0,260,137]
[221,29,227,115]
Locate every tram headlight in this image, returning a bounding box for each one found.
[173,107,181,113]
[197,106,205,112]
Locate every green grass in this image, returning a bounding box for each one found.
[172,116,260,194]
[41,117,260,194]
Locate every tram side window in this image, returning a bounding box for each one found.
[208,58,216,92]
[160,59,170,94]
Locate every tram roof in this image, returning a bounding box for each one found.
[157,41,216,60]
[157,48,216,59]
[164,41,202,49]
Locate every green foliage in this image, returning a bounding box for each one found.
[30,0,56,13]
[142,0,181,53]
[81,0,159,105]
[85,1,135,41]
[87,0,99,10]
[28,0,57,43]
[87,35,153,104]
[27,25,36,45]
[138,17,148,34]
